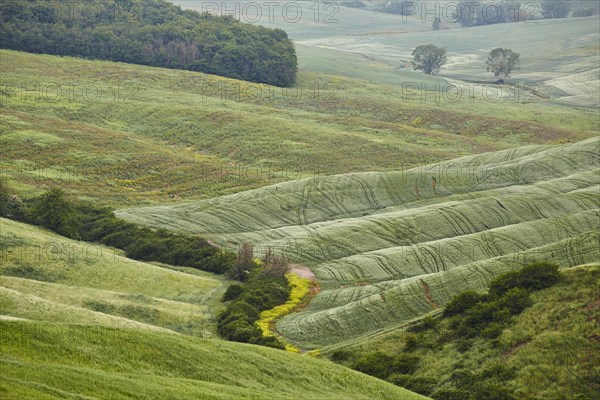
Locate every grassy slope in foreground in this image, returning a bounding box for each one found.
[0,218,226,336]
[0,320,429,400]
[0,226,428,400]
[336,264,600,400]
[118,137,600,348]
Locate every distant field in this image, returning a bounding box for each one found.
[119,137,600,348]
[175,1,600,108]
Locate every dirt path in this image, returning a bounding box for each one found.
[420,279,439,310]
[289,264,318,282]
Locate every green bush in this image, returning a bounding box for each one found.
[353,352,421,381]
[223,284,244,301]
[443,291,488,317]
[403,333,420,352]
[470,380,516,400]
[216,262,291,348]
[218,319,262,343]
[17,188,234,274]
[330,349,355,362]
[407,315,439,333]
[391,354,421,375]
[431,387,473,400]
[353,352,395,379]
[401,376,438,395]
[0,179,25,220]
[27,188,81,238]
[489,262,561,297]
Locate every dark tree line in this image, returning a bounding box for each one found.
[0,183,235,274]
[0,0,297,87]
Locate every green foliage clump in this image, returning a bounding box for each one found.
[27,188,81,238]
[407,315,440,333]
[353,352,395,379]
[0,179,25,220]
[445,365,517,400]
[486,48,520,83]
[222,284,244,301]
[488,262,561,296]
[217,245,292,349]
[450,288,532,339]
[412,44,447,75]
[330,349,355,362]
[0,0,297,87]
[353,352,420,380]
[443,291,489,317]
[443,263,559,340]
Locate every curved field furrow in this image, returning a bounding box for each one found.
[118,139,599,233]
[314,210,598,287]
[118,138,600,349]
[278,231,599,347]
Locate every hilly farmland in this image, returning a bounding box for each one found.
[1,1,599,399]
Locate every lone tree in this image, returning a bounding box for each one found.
[541,0,571,19]
[412,44,448,75]
[486,48,520,83]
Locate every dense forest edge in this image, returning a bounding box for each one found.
[0,0,298,87]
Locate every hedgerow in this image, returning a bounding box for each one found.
[2,185,235,274]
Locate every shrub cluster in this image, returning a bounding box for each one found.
[445,262,560,339]
[217,246,292,349]
[353,352,421,380]
[2,186,234,274]
[256,272,311,352]
[0,0,297,87]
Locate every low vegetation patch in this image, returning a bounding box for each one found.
[217,244,296,349]
[257,272,312,352]
[331,262,586,399]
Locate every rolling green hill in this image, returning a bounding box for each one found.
[1,5,599,398]
[1,49,597,208]
[329,263,600,400]
[119,137,600,348]
[0,219,429,399]
[0,218,227,335]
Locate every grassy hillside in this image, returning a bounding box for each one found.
[0,218,226,336]
[119,137,600,348]
[330,264,600,400]
[1,50,597,207]
[0,321,429,400]
[0,219,429,399]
